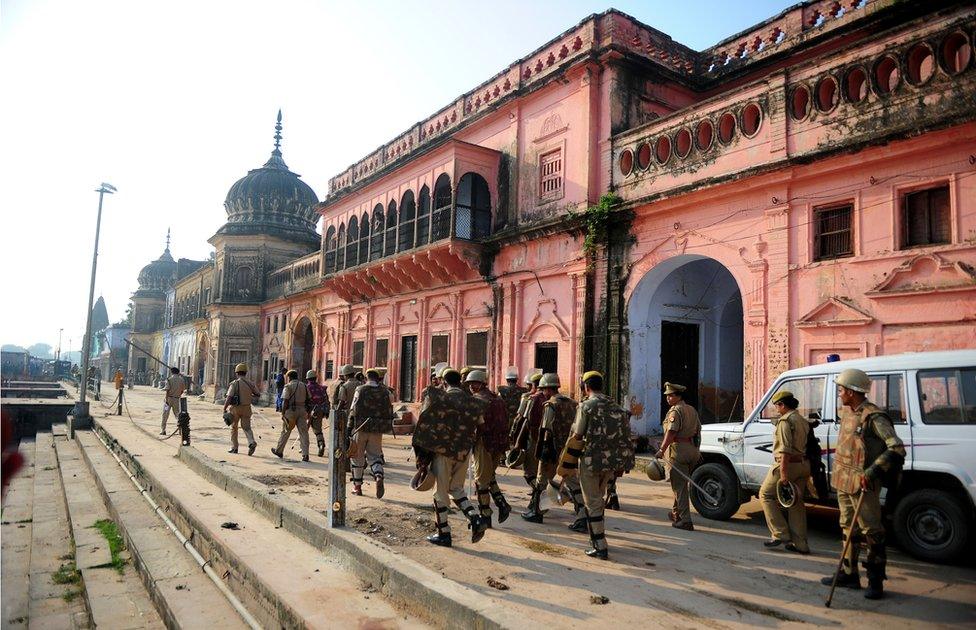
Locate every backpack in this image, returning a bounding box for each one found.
[805,422,829,500]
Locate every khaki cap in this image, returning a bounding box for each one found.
[582,370,603,382]
[771,390,793,404]
[234,363,248,373]
[528,372,544,385]
[663,382,686,395]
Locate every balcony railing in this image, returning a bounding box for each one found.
[266,252,322,300]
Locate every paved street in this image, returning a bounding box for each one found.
[87,383,976,628]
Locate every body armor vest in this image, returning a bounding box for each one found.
[833,401,887,494]
[353,385,394,433]
[545,395,578,454]
[498,385,528,426]
[581,395,635,473]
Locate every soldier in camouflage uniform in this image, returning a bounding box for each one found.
[272,370,310,461]
[420,363,447,411]
[522,373,586,530]
[466,370,512,524]
[412,368,489,547]
[348,367,395,499]
[459,366,474,394]
[570,371,634,559]
[497,367,527,433]
[820,368,905,600]
[305,369,330,458]
[512,372,545,490]
[655,382,701,531]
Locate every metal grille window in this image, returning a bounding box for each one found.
[465,332,488,368]
[417,186,431,246]
[352,341,365,369]
[813,203,853,261]
[399,191,416,252]
[374,339,389,367]
[455,173,491,240]
[345,217,359,268]
[539,149,563,200]
[903,185,950,248]
[324,226,337,272]
[384,202,398,257]
[358,213,370,263]
[370,206,385,261]
[432,174,452,242]
[324,359,334,380]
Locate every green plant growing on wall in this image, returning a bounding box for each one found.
[571,192,622,266]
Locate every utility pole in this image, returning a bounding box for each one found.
[75,183,117,423]
[56,328,63,363]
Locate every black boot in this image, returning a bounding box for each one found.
[521,485,544,523]
[586,547,609,560]
[455,498,489,543]
[820,570,861,589]
[492,491,512,524]
[569,516,588,532]
[428,502,451,546]
[317,437,325,458]
[606,492,620,511]
[426,532,452,547]
[864,543,887,600]
[248,442,256,456]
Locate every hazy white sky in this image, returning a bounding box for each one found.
[0,0,790,352]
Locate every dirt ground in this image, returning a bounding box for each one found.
[92,384,976,628]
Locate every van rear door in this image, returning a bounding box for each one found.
[909,367,976,496]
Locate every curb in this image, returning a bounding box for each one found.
[176,445,522,630]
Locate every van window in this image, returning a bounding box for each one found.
[918,368,976,424]
[845,374,907,424]
[761,377,825,422]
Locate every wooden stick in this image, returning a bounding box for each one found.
[825,490,866,608]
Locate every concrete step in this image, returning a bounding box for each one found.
[55,436,165,629]
[85,421,430,629]
[1,437,36,627]
[74,429,250,630]
[28,431,90,629]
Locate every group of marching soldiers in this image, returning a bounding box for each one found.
[214,359,905,598]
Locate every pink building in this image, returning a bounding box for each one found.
[258,2,975,434]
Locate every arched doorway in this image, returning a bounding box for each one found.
[195,334,208,392]
[292,317,314,376]
[627,255,743,434]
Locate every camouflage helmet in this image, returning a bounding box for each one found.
[410,467,436,492]
[836,368,871,393]
[305,369,317,380]
[234,362,248,374]
[465,369,488,384]
[645,457,666,482]
[223,411,234,426]
[340,364,357,377]
[539,373,560,389]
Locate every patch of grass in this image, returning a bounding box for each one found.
[91,519,127,574]
[62,588,82,603]
[52,562,81,585]
[515,537,566,557]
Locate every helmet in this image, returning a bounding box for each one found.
[505,367,519,381]
[340,364,357,377]
[777,480,798,508]
[505,448,525,468]
[539,373,560,388]
[645,457,666,482]
[365,367,383,379]
[465,369,487,384]
[223,411,234,426]
[410,468,436,492]
[459,366,473,378]
[527,372,543,386]
[234,363,248,374]
[836,368,871,393]
[306,370,317,380]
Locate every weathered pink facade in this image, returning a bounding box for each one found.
[260,2,976,434]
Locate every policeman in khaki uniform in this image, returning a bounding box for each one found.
[821,368,905,600]
[223,363,259,456]
[567,371,634,559]
[522,373,586,530]
[305,370,330,457]
[161,366,186,435]
[759,390,811,553]
[466,370,512,524]
[271,370,310,461]
[655,382,701,531]
[348,368,395,498]
[412,368,489,547]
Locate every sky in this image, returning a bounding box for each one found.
[0,0,792,353]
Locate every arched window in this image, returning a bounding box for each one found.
[346,216,359,267]
[455,172,492,240]
[358,212,370,263]
[384,200,398,257]
[336,224,346,270]
[324,226,337,273]
[398,190,416,252]
[432,174,452,241]
[370,204,385,261]
[417,185,431,246]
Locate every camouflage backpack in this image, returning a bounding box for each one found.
[475,390,510,455]
[545,394,579,455]
[498,384,527,427]
[352,385,394,433]
[413,388,486,459]
[581,395,635,473]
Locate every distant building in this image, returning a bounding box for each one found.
[120,3,976,430]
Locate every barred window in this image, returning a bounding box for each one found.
[352,341,365,369]
[813,203,853,261]
[539,149,563,200]
[903,185,950,248]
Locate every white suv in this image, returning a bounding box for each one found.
[693,350,976,563]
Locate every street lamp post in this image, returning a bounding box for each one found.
[56,328,63,363]
[74,183,117,422]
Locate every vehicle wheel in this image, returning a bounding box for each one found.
[892,489,971,564]
[690,462,741,520]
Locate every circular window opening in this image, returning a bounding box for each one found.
[906,43,936,85]
[655,135,672,164]
[874,55,901,95]
[618,149,634,176]
[741,103,762,137]
[695,119,714,151]
[790,85,810,120]
[675,128,692,158]
[637,142,652,170]
[815,76,839,112]
[941,31,972,75]
[843,67,868,103]
[718,112,736,144]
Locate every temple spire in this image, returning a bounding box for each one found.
[165,228,171,252]
[273,109,283,154]
[263,109,289,170]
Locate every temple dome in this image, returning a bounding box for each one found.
[221,111,319,233]
[136,243,177,294]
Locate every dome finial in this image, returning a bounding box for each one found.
[274,109,283,154]
[263,110,289,170]
[165,227,171,252]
